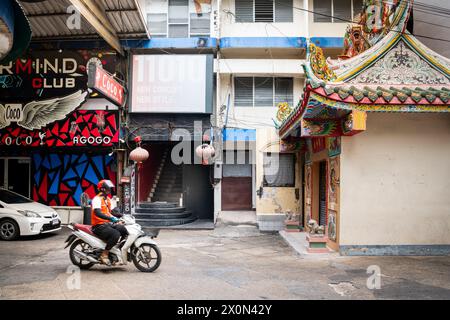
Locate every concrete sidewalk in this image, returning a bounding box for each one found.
[216,211,258,227]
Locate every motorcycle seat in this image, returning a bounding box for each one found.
[73,224,94,236]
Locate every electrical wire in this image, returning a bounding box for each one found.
[273,0,450,43]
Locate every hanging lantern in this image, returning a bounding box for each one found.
[129,146,149,163]
[196,144,215,165]
[129,136,149,167]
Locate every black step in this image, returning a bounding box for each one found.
[136,216,197,227]
[152,198,182,203]
[138,202,178,209]
[155,185,183,193]
[135,206,187,214]
[134,211,193,220]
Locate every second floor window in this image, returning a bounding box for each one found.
[235,0,293,23]
[234,77,294,108]
[313,0,364,23]
[146,0,211,37]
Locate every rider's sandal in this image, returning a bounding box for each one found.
[100,255,111,266]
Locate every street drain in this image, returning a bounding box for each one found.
[328,282,357,297]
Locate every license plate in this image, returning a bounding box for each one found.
[52,219,59,226]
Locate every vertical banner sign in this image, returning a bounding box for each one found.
[130,165,136,215]
[123,183,131,215]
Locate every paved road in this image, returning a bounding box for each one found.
[1,225,450,300]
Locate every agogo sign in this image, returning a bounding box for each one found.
[0,110,118,147]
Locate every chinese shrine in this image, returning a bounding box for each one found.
[279,0,450,255]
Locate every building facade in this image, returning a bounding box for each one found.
[0,50,121,210]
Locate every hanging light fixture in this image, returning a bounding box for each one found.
[129,136,149,165]
[196,143,215,165]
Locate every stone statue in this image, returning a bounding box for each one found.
[285,210,295,221]
[307,219,325,235]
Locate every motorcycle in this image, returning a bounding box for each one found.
[64,214,161,272]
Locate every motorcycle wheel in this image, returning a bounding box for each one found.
[131,244,161,273]
[69,239,95,270]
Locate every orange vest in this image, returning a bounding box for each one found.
[91,194,113,226]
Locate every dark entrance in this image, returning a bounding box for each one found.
[318,161,327,227]
[0,158,31,198]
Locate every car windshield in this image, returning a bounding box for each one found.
[0,189,33,204]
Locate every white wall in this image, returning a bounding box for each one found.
[340,113,450,246]
[220,0,308,37]
[216,59,305,76]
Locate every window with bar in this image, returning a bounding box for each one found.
[235,0,293,23]
[234,77,294,108]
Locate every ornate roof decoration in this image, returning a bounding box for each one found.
[279,0,450,140]
[308,43,337,82]
[341,0,412,59]
[348,40,450,85]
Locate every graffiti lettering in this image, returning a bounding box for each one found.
[1,136,34,146]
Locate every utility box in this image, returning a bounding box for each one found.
[214,161,222,179]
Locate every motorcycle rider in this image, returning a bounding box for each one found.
[91,179,128,266]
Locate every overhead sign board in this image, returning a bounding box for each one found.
[88,64,125,107]
[130,54,213,114]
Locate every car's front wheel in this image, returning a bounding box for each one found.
[0,219,20,241]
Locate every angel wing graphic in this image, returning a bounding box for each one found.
[0,105,9,129]
[18,90,88,131]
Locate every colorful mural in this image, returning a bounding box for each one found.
[0,110,118,147]
[32,152,116,206]
[327,210,337,242]
[305,164,312,206]
[328,157,340,209]
[327,137,341,157]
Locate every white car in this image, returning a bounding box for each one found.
[0,188,61,240]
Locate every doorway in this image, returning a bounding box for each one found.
[0,158,31,198]
[318,161,327,227]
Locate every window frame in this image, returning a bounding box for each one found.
[146,0,211,38]
[313,0,361,23]
[263,152,296,187]
[233,76,294,108]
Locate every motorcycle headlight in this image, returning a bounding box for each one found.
[18,210,41,218]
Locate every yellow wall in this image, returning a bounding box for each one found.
[255,128,302,215]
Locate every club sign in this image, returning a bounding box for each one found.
[88,64,125,107]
